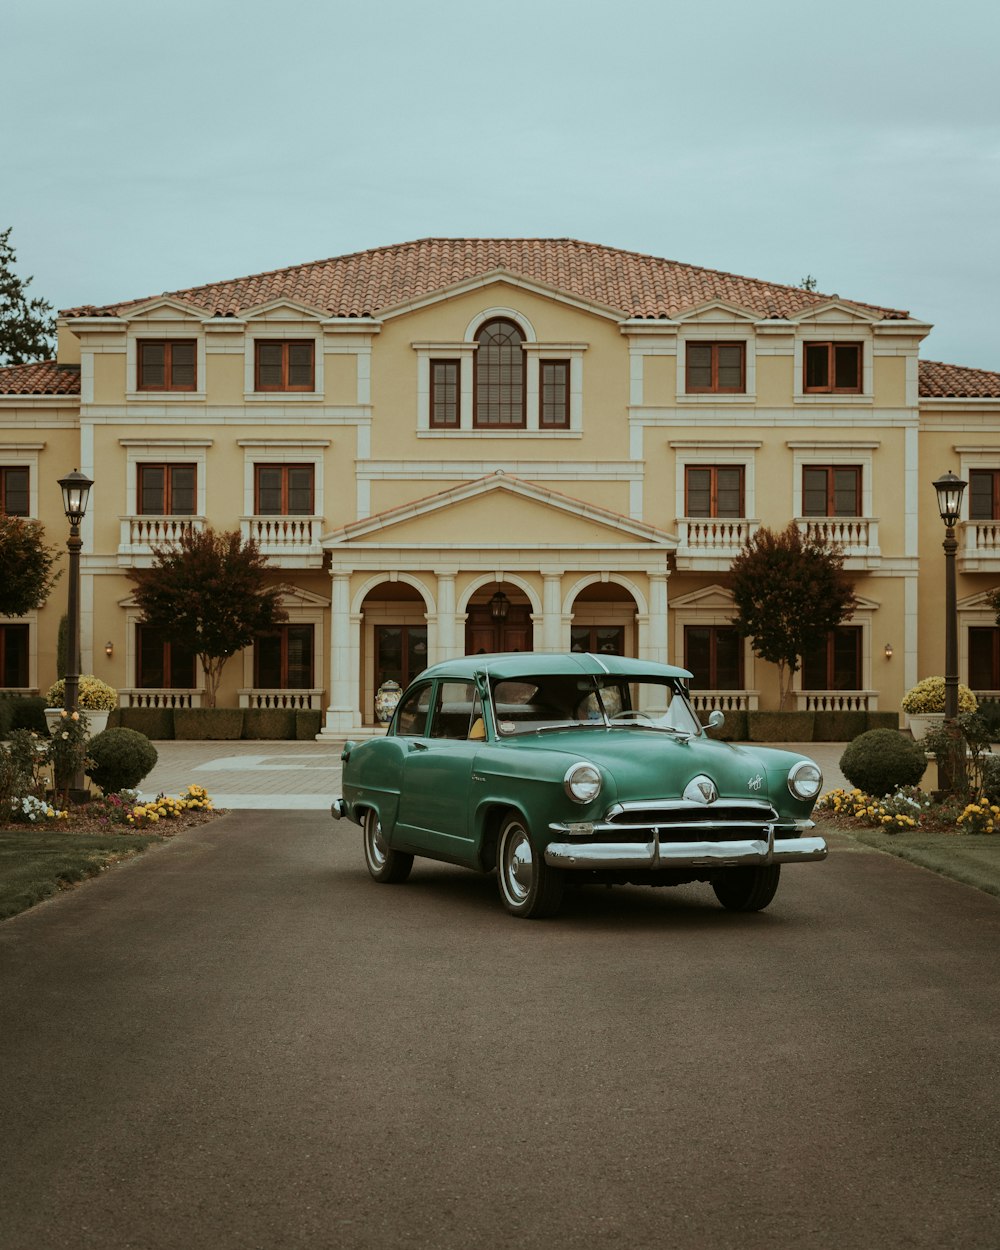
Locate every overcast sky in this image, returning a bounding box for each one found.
[7,0,999,369]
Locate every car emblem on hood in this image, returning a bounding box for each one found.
[683,775,717,804]
[748,774,764,791]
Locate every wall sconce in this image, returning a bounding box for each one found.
[884,643,893,660]
[489,589,511,621]
[105,641,114,659]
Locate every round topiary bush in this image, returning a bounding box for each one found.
[85,727,158,795]
[839,729,927,797]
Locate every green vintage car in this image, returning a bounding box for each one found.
[331,653,827,919]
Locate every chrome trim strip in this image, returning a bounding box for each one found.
[548,819,798,837]
[604,798,778,818]
[543,834,828,870]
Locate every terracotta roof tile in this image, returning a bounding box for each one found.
[0,360,81,395]
[60,238,909,322]
[918,359,1000,399]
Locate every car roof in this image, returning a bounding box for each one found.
[416,653,693,682]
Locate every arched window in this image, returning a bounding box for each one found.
[475,319,525,427]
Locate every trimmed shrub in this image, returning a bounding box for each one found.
[0,697,14,738]
[866,711,900,732]
[747,711,815,742]
[242,708,296,740]
[85,728,159,795]
[174,708,244,740]
[296,710,323,740]
[839,729,927,796]
[118,707,175,739]
[813,710,868,743]
[975,697,1000,741]
[901,677,977,715]
[8,696,47,734]
[44,675,118,711]
[981,754,1000,805]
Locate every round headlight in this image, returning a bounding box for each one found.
[788,759,823,800]
[564,762,602,804]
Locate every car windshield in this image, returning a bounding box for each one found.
[490,674,702,737]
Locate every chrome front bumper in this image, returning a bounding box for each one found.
[331,798,347,820]
[543,825,827,870]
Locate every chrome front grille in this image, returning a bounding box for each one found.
[601,799,780,841]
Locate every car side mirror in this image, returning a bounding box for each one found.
[705,710,726,733]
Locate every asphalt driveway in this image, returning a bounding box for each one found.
[1,813,998,1250]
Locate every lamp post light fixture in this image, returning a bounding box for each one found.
[57,470,93,737]
[932,470,966,724]
[489,589,511,621]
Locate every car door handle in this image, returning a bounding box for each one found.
[407,740,428,752]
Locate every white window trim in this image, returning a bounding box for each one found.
[676,335,756,402]
[125,610,205,700]
[670,441,760,521]
[237,440,330,518]
[120,439,213,515]
[243,329,324,401]
[956,448,1000,521]
[668,599,756,699]
[0,443,44,517]
[241,611,325,697]
[788,442,878,517]
[791,613,874,705]
[794,334,873,403]
[0,612,38,692]
[126,331,207,402]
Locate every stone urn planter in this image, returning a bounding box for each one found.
[45,707,110,737]
[908,712,945,741]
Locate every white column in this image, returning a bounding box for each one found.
[322,572,362,736]
[541,573,562,652]
[646,573,669,665]
[434,573,457,663]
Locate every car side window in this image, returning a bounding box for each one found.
[395,683,433,737]
[429,681,478,740]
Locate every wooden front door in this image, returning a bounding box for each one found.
[465,603,533,655]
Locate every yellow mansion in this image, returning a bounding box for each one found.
[1,237,999,736]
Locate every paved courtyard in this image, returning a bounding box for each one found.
[139,738,851,809]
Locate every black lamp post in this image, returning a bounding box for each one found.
[58,469,93,724]
[932,470,966,723]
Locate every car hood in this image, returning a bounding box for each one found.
[516,728,812,803]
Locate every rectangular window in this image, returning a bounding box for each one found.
[254,341,315,392]
[802,466,861,517]
[0,466,29,516]
[254,465,314,515]
[138,340,196,391]
[138,464,196,515]
[969,469,1000,521]
[137,625,197,689]
[802,627,862,690]
[540,360,570,427]
[803,342,862,393]
[685,466,745,518]
[254,624,315,689]
[684,626,743,690]
[430,360,460,428]
[570,626,624,656]
[969,627,1000,690]
[0,623,29,687]
[685,342,746,394]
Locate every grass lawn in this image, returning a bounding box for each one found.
[817,818,1000,900]
[0,827,164,920]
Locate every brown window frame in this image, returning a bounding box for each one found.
[683,625,744,691]
[969,627,1000,690]
[0,466,30,516]
[803,342,863,394]
[569,625,625,656]
[684,465,746,518]
[0,622,29,687]
[253,464,315,516]
[540,359,571,428]
[801,465,862,517]
[969,469,1000,521]
[253,623,315,690]
[429,359,460,428]
[137,339,197,392]
[254,340,316,393]
[801,626,863,691]
[137,463,197,516]
[474,318,526,429]
[685,342,746,394]
[136,625,197,690]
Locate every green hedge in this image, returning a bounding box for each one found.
[8,696,48,734]
[813,710,869,742]
[748,711,816,742]
[118,707,176,739]
[174,708,244,740]
[242,708,297,740]
[866,711,900,732]
[700,709,748,741]
[296,710,323,740]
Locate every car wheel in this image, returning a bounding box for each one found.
[497,813,564,919]
[711,865,781,912]
[363,809,413,884]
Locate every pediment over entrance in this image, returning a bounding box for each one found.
[323,473,677,550]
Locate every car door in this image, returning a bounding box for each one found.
[393,680,480,865]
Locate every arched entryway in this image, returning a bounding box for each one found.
[465,582,533,654]
[360,579,431,723]
[568,581,641,657]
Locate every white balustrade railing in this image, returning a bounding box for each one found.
[240,516,323,549]
[688,690,759,713]
[796,690,874,713]
[239,688,324,710]
[963,521,1000,559]
[121,689,203,709]
[119,516,205,551]
[676,518,756,552]
[796,517,878,555]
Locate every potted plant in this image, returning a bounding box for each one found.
[44,675,118,737]
[901,677,977,740]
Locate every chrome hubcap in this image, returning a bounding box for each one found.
[367,816,387,868]
[504,829,533,902]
